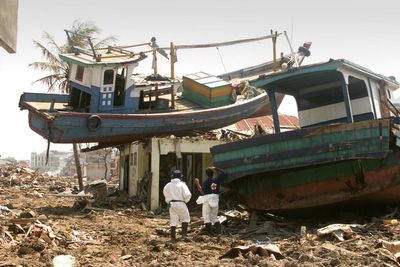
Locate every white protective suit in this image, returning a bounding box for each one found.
[163,178,192,227]
[196,193,219,224]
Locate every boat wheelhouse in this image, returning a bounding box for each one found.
[211,59,400,212]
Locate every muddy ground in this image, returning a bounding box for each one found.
[1,165,400,267]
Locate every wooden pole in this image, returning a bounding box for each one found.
[170,42,175,109]
[153,47,158,107]
[271,30,277,72]
[73,143,84,191]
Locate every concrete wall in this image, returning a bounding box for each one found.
[0,0,18,53]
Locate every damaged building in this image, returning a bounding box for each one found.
[118,114,299,210]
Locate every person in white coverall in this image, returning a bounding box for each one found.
[195,166,225,236]
[163,170,192,241]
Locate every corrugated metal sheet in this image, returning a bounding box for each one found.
[232,114,299,132]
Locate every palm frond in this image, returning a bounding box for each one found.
[69,20,101,49]
[59,79,70,93]
[93,35,118,48]
[32,40,62,65]
[31,20,118,94]
[42,32,65,54]
[28,61,66,74]
[31,74,60,91]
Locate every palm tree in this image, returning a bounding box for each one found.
[30,20,117,190]
[30,20,117,93]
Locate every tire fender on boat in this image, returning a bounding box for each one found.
[87,115,102,131]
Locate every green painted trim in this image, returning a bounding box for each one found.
[251,61,342,88]
[60,54,130,68]
[233,153,399,196]
[183,87,232,107]
[214,126,390,165]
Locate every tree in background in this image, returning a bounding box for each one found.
[29,20,117,190]
[30,20,117,93]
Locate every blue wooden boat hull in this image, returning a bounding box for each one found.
[19,92,268,144]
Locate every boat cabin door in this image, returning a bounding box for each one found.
[114,67,126,106]
[100,67,126,109]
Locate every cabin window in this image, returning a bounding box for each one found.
[298,77,369,111]
[298,86,343,110]
[75,65,84,81]
[348,76,368,99]
[103,70,114,85]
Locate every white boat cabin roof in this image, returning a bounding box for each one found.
[59,50,147,68]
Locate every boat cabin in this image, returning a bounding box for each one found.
[252,59,399,132]
[60,51,151,114]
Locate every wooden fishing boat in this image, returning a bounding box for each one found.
[211,59,400,212]
[20,31,309,147]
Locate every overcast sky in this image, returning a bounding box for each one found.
[1,0,400,160]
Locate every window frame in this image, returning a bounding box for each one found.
[75,65,84,81]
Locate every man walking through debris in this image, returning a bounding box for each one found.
[163,170,192,241]
[196,166,225,236]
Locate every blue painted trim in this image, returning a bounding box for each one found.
[90,85,100,113]
[20,92,69,103]
[70,81,93,95]
[124,84,139,111]
[70,81,100,113]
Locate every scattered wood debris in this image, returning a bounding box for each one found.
[1,164,400,266]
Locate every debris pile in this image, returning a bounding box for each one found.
[1,164,400,266]
[0,165,73,192]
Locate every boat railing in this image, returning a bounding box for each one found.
[65,30,98,59]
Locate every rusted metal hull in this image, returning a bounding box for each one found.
[212,118,400,211]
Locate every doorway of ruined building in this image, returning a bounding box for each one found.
[158,152,203,207]
[122,155,129,193]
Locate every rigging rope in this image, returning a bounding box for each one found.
[216,47,227,74]
[171,33,281,50]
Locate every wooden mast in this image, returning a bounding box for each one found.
[271,30,278,72]
[170,42,175,109]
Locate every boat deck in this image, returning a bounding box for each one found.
[24,92,208,115]
[26,102,68,111]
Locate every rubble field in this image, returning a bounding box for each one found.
[1,165,400,267]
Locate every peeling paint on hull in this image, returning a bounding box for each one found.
[212,118,400,211]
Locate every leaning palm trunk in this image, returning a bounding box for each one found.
[73,143,83,190]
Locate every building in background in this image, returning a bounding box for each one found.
[61,148,118,181]
[31,150,73,174]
